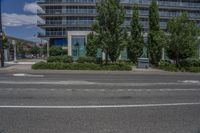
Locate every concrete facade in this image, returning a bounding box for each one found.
[37,0,200,58]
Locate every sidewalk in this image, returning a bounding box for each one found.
[1,61,199,75]
[0,64,196,75]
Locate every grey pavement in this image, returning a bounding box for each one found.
[0,72,200,133]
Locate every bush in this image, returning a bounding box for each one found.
[179,59,200,68]
[184,67,200,73]
[102,63,132,71]
[159,60,179,72]
[47,56,73,63]
[32,61,48,69]
[49,46,64,56]
[32,62,132,71]
[77,56,96,63]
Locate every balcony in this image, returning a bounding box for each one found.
[38,19,95,27]
[38,31,67,38]
[37,9,97,16]
[37,0,200,9]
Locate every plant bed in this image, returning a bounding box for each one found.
[32,62,132,71]
[159,60,200,73]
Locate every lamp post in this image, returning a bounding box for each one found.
[0,0,4,67]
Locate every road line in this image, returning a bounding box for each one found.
[0,88,199,92]
[179,80,200,84]
[13,74,44,77]
[0,102,200,109]
[1,81,200,87]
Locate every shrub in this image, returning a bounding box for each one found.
[102,63,132,71]
[32,62,132,71]
[77,56,96,63]
[49,46,64,56]
[179,59,200,68]
[47,56,73,63]
[32,61,48,69]
[159,60,179,72]
[184,67,200,73]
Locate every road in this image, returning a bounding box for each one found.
[0,71,200,133]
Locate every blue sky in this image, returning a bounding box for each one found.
[2,0,41,42]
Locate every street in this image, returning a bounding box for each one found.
[0,72,200,133]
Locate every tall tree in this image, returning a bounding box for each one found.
[86,32,98,58]
[92,0,126,63]
[166,13,200,67]
[148,0,164,66]
[30,45,40,58]
[16,41,26,57]
[127,4,144,63]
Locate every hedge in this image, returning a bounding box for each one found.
[77,56,96,63]
[32,62,132,71]
[159,60,179,72]
[47,56,73,63]
[159,60,200,73]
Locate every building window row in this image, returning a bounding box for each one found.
[39,0,200,8]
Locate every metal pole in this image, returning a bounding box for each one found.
[47,39,50,58]
[0,0,4,67]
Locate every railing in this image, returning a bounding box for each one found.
[37,0,200,8]
[39,9,97,15]
[38,31,67,37]
[38,20,95,25]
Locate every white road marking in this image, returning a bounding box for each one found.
[13,73,44,78]
[0,102,200,109]
[179,80,200,84]
[0,88,199,92]
[1,81,200,86]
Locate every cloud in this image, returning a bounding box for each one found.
[2,13,42,27]
[24,2,41,14]
[2,2,43,27]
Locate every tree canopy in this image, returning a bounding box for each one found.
[91,0,126,63]
[166,13,200,67]
[127,4,144,63]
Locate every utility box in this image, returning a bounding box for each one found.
[137,58,149,69]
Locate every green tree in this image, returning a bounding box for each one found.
[86,32,98,58]
[92,0,126,63]
[30,45,40,58]
[127,4,144,63]
[49,46,63,56]
[148,0,165,66]
[16,41,26,57]
[2,33,8,49]
[166,13,200,67]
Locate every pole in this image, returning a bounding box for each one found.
[162,48,165,60]
[0,0,4,67]
[47,39,50,58]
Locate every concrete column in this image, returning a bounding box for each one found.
[102,52,105,60]
[4,49,8,62]
[68,34,72,56]
[12,40,17,63]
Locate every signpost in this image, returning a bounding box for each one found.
[0,0,4,67]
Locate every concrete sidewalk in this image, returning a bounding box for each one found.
[0,64,198,75]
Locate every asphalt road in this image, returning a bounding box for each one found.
[0,72,200,133]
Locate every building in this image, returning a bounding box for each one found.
[37,0,200,59]
[4,36,37,61]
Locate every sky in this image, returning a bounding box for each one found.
[2,0,42,42]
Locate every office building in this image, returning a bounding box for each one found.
[37,0,200,59]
